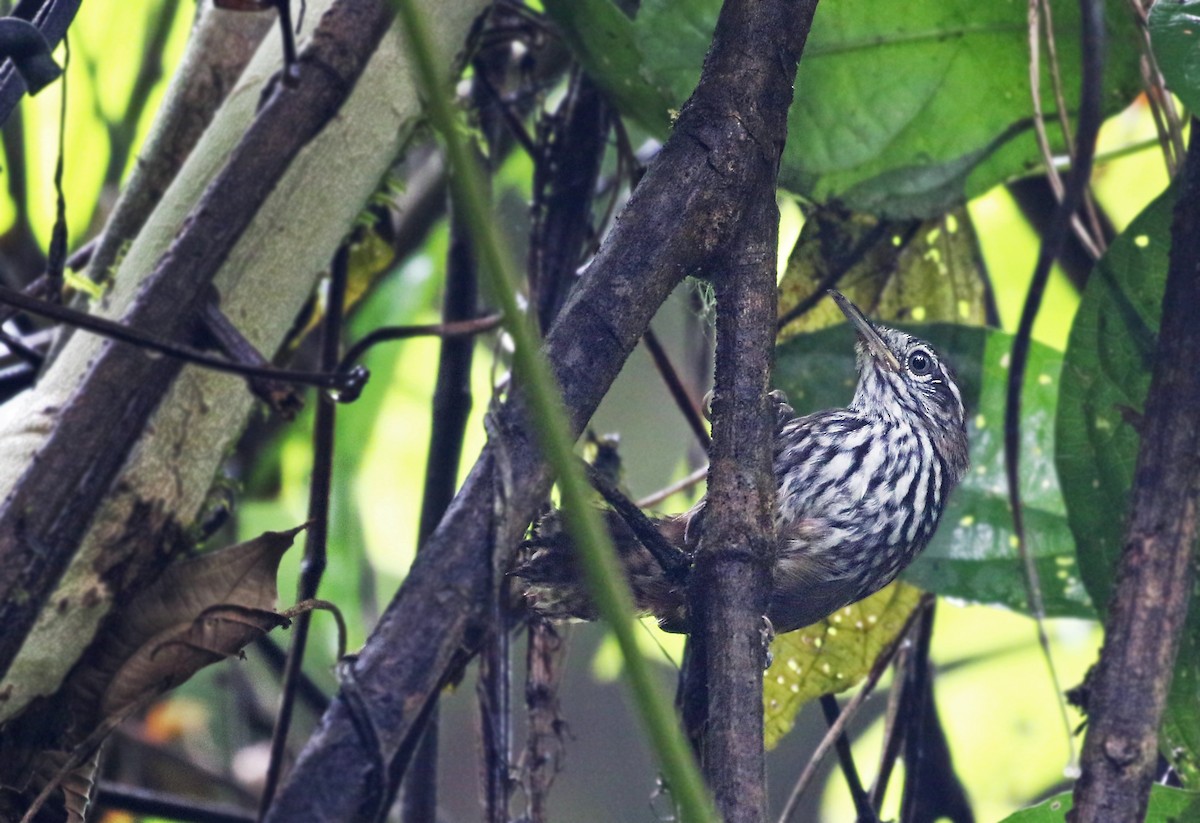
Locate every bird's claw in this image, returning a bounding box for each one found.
[760,614,776,670]
[768,389,795,430]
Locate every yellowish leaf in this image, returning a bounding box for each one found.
[778,207,987,342]
[763,581,922,749]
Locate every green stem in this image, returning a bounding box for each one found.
[395,2,716,820]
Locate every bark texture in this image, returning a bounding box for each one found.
[683,1,818,820]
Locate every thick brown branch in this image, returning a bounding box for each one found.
[0,0,395,680]
[262,0,818,818]
[680,2,817,817]
[1069,120,1200,821]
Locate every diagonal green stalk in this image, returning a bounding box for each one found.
[395,3,716,820]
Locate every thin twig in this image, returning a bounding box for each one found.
[95,782,255,823]
[777,595,929,823]
[0,325,43,367]
[897,600,934,823]
[46,34,68,292]
[257,245,350,819]
[820,694,879,823]
[1026,0,1103,260]
[642,326,710,450]
[869,635,910,810]
[636,464,708,509]
[472,59,538,159]
[514,56,611,821]
[201,298,303,417]
[0,282,365,395]
[1006,0,1105,771]
[1125,0,1185,175]
[399,138,484,823]
[1038,0,1107,257]
[337,313,501,371]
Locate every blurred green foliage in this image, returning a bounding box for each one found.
[0,0,190,244]
[549,0,1143,217]
[6,0,1192,820]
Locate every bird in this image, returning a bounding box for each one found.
[517,290,970,635]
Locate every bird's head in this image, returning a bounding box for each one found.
[828,290,969,479]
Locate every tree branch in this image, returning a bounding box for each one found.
[0,0,490,742]
[1069,119,1200,822]
[263,0,819,818]
[681,0,817,817]
[0,0,396,681]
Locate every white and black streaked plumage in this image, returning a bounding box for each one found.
[765,291,969,631]
[518,290,970,635]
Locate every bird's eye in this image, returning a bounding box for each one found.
[908,349,933,376]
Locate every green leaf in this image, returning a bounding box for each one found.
[776,323,1090,617]
[997,785,1200,822]
[764,581,921,748]
[542,0,675,134]
[1056,188,1170,609]
[1165,621,1200,785]
[555,0,1140,217]
[1055,187,1200,784]
[1150,0,1200,117]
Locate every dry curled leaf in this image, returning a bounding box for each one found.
[23,748,99,823]
[73,524,306,718]
[104,604,292,717]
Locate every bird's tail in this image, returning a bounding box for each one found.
[514,508,690,633]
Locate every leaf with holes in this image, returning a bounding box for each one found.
[778,206,990,341]
[764,582,920,748]
[776,323,1089,617]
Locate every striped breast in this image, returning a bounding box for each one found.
[772,408,949,595]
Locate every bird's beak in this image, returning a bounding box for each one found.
[828,290,902,373]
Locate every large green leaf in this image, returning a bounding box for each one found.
[542,0,675,134]
[1055,187,1200,784]
[997,785,1200,822]
[776,323,1089,617]
[547,0,1141,217]
[1150,0,1200,116]
[1056,189,1170,608]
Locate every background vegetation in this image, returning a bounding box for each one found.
[0,0,1196,821]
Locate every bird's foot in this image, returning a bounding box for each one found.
[760,614,776,670]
